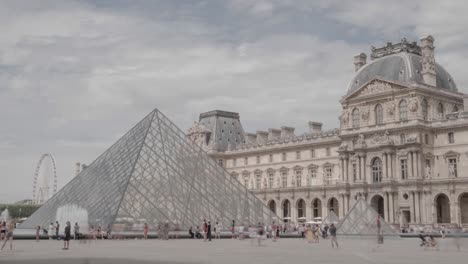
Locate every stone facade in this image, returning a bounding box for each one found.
[188,36,468,228]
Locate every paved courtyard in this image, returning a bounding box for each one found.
[0,237,467,264]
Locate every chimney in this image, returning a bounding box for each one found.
[81,164,88,171]
[267,128,281,140]
[420,35,436,86]
[246,133,257,144]
[75,162,81,176]
[256,131,268,144]
[280,126,295,138]
[354,53,367,72]
[308,122,322,134]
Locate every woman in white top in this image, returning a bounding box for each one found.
[215,222,221,239]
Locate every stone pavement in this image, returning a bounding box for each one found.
[0,237,467,264]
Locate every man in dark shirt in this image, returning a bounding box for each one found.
[207,221,212,241]
[329,223,339,248]
[55,221,60,240]
[63,221,71,250]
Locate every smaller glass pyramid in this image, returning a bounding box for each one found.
[337,198,396,236]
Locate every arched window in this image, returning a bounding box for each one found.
[372,158,383,183]
[375,104,383,125]
[399,100,408,121]
[438,102,444,119]
[422,99,428,121]
[312,198,322,218]
[297,199,306,218]
[352,108,360,128]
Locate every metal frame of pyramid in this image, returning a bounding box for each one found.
[337,198,396,236]
[21,109,278,230]
[320,210,340,230]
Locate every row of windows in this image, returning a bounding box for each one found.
[351,100,460,128]
[229,148,332,167]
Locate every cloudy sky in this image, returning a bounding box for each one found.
[1,0,468,203]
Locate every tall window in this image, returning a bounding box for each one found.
[218,159,224,167]
[352,163,357,181]
[309,168,317,179]
[311,149,315,158]
[352,108,360,128]
[375,104,384,125]
[255,174,262,189]
[425,134,429,144]
[233,158,237,167]
[326,147,331,157]
[297,199,305,218]
[312,199,322,218]
[324,167,332,184]
[269,154,273,163]
[243,177,249,188]
[296,151,301,160]
[448,158,458,177]
[256,156,260,164]
[281,172,288,188]
[282,152,287,161]
[295,170,302,187]
[244,157,248,165]
[372,158,382,183]
[399,100,408,121]
[438,102,444,119]
[268,172,274,188]
[400,159,408,180]
[422,99,428,120]
[400,134,406,144]
[448,132,455,144]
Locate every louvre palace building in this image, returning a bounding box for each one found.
[187,36,468,229]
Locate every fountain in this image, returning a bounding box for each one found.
[55,204,89,235]
[0,208,9,222]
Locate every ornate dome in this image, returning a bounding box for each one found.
[347,52,457,94]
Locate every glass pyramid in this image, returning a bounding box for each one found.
[337,198,396,236]
[21,109,277,231]
[320,210,340,230]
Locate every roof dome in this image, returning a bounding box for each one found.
[347,52,457,94]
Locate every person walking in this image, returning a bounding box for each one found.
[202,219,207,241]
[207,221,212,241]
[143,223,149,240]
[55,221,60,240]
[231,220,236,239]
[329,223,339,248]
[0,221,5,241]
[307,224,313,243]
[48,222,54,240]
[271,221,277,242]
[73,223,80,240]
[35,225,41,242]
[106,225,112,240]
[214,221,221,239]
[63,221,71,250]
[256,223,264,246]
[1,222,14,251]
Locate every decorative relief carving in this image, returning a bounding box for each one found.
[409,97,419,112]
[360,81,392,96]
[341,110,349,125]
[370,130,395,145]
[355,134,367,148]
[386,101,395,116]
[187,122,211,150]
[338,141,349,151]
[406,135,418,143]
[361,106,370,121]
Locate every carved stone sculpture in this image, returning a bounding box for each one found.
[409,97,419,112]
[341,110,349,125]
[339,141,348,151]
[386,101,395,116]
[449,164,456,177]
[355,134,367,148]
[361,107,370,121]
[361,81,392,96]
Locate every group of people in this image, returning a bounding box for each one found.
[188,219,222,241]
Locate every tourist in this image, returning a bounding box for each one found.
[1,221,14,251]
[97,225,103,239]
[271,221,277,241]
[453,225,462,251]
[0,221,5,241]
[307,224,313,243]
[440,225,446,239]
[48,222,54,240]
[73,223,79,240]
[90,225,96,240]
[63,221,71,250]
[215,221,221,239]
[36,225,41,242]
[106,225,112,239]
[202,219,207,241]
[276,224,280,240]
[257,222,264,246]
[143,223,149,240]
[189,226,194,238]
[231,220,236,239]
[299,224,304,239]
[195,226,201,239]
[55,221,60,240]
[207,221,212,241]
[329,223,339,248]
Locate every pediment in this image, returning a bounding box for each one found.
[343,78,403,102]
[443,150,460,159]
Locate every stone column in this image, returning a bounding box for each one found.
[340,194,345,218]
[410,192,415,223]
[415,151,420,178]
[340,158,345,182]
[389,192,395,224]
[420,192,426,225]
[345,158,349,182]
[383,153,388,179]
[453,201,460,225]
[450,201,457,225]
[361,155,367,183]
[415,191,421,223]
[409,152,414,178]
[384,192,389,222]
[357,156,362,181]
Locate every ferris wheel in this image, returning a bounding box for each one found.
[32,154,57,205]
